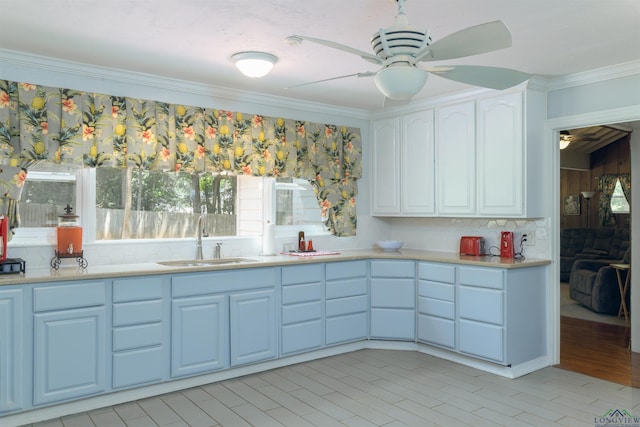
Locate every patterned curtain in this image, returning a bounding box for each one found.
[0,80,362,236]
[598,174,631,226]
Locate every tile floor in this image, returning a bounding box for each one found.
[24,349,640,427]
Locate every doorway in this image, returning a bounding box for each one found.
[557,124,635,385]
[548,118,640,386]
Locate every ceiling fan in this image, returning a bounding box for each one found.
[285,0,531,105]
[559,130,599,149]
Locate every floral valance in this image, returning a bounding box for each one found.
[0,79,362,236]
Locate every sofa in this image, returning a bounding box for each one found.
[569,247,631,314]
[560,228,630,282]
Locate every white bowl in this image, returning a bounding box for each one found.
[376,240,404,251]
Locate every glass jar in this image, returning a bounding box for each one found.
[57,204,82,255]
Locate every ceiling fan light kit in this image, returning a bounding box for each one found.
[374,65,428,100]
[285,0,531,105]
[231,51,278,78]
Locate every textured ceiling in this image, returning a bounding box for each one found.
[0,0,639,111]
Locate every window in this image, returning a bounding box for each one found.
[274,178,327,235]
[13,168,327,245]
[610,178,630,214]
[95,168,237,239]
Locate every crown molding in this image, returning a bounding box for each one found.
[0,49,370,121]
[545,59,640,91]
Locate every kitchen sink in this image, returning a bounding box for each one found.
[157,258,259,267]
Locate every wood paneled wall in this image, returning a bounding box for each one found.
[560,135,631,231]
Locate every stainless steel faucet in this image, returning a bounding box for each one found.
[214,242,223,259]
[196,214,204,260]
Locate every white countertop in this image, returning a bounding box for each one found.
[0,249,550,286]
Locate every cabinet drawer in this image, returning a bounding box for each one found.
[326,313,367,345]
[418,280,454,301]
[282,301,322,325]
[459,267,503,289]
[458,319,504,363]
[113,346,165,389]
[370,308,415,339]
[418,263,455,283]
[282,282,322,305]
[459,286,503,325]
[282,320,323,355]
[370,260,415,277]
[33,281,106,312]
[326,295,367,317]
[282,264,324,285]
[113,323,163,351]
[325,277,367,299]
[417,314,455,348]
[113,300,163,326]
[418,296,454,319]
[370,278,415,308]
[326,261,367,280]
[113,277,163,302]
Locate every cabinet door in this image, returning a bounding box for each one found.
[0,288,23,413]
[171,295,228,377]
[371,116,401,215]
[402,109,435,214]
[230,289,277,366]
[477,92,524,215]
[436,101,476,215]
[34,307,106,405]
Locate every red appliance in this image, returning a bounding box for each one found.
[460,236,486,256]
[500,231,515,258]
[0,215,8,262]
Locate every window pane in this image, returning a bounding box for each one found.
[610,179,630,214]
[19,170,77,228]
[95,169,236,240]
[275,178,326,233]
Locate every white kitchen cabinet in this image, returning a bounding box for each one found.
[33,281,107,406]
[230,289,277,366]
[370,260,416,340]
[112,276,168,389]
[0,288,23,413]
[325,260,368,345]
[436,100,476,215]
[371,110,435,216]
[371,116,401,214]
[281,264,324,355]
[417,263,456,349]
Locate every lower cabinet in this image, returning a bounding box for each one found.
[325,261,368,345]
[171,294,229,378]
[112,276,168,389]
[417,263,456,349]
[32,281,107,406]
[370,260,416,340]
[0,288,23,414]
[230,289,277,366]
[281,264,324,356]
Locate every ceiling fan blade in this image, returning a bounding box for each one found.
[424,65,531,90]
[415,21,512,62]
[285,72,376,89]
[287,35,383,65]
[382,97,411,108]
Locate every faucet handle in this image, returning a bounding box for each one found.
[214,242,223,259]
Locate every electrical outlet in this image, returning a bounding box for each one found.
[521,232,535,246]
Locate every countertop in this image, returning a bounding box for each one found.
[0,249,551,286]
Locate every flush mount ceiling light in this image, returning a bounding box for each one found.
[231,51,278,78]
[559,133,572,150]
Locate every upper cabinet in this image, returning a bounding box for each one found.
[371,109,435,216]
[436,100,476,215]
[371,86,546,218]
